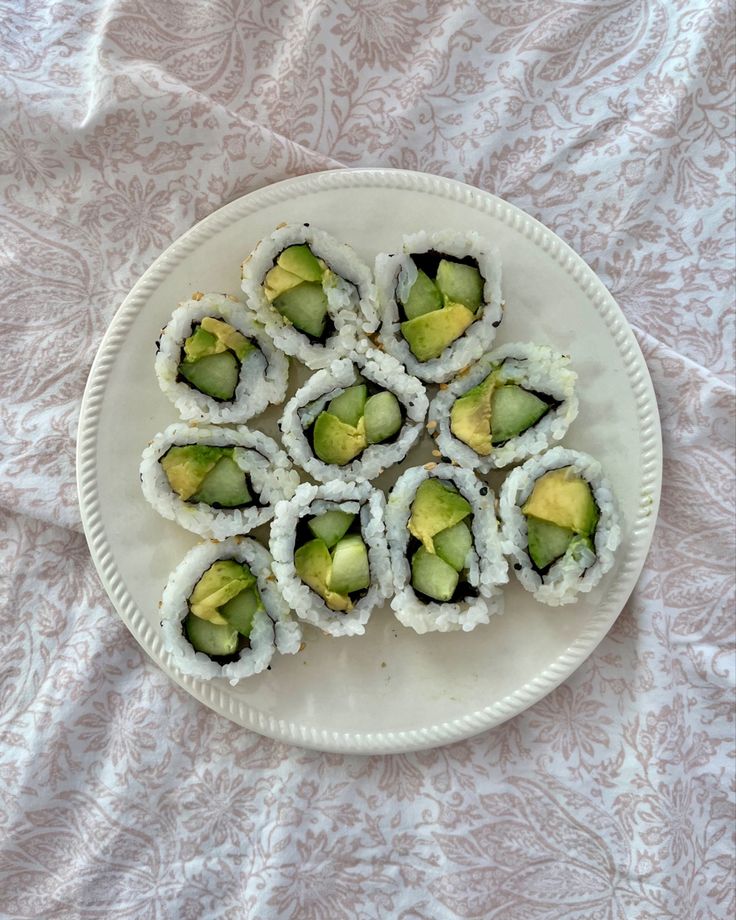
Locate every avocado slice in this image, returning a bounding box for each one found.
[273,282,328,338]
[263,265,303,302]
[364,391,402,444]
[401,269,443,320]
[522,467,599,536]
[450,373,494,455]
[329,535,370,595]
[183,326,224,360]
[184,614,239,656]
[277,245,324,282]
[313,412,367,465]
[178,351,240,401]
[408,478,471,553]
[411,546,459,602]
[435,260,484,313]
[327,384,367,427]
[307,510,355,548]
[526,515,575,570]
[160,445,223,500]
[200,316,256,362]
[219,585,261,637]
[433,520,473,572]
[491,385,550,444]
[190,455,252,507]
[294,539,351,611]
[189,560,256,624]
[401,302,475,362]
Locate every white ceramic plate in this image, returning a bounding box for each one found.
[77,169,661,754]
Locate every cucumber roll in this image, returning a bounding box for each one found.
[375,230,503,383]
[140,424,300,539]
[155,292,288,423]
[430,343,578,471]
[160,537,302,685]
[279,352,428,483]
[241,224,378,370]
[270,481,391,637]
[386,464,508,634]
[499,447,622,606]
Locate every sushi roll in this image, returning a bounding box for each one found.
[386,464,508,634]
[241,224,378,370]
[160,536,302,685]
[270,481,392,637]
[499,447,622,606]
[375,230,503,383]
[155,291,288,423]
[430,343,578,471]
[279,352,428,483]
[140,424,300,539]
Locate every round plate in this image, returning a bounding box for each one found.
[77,169,661,754]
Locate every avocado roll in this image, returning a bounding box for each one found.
[279,352,428,483]
[155,292,288,423]
[140,424,300,539]
[160,537,302,685]
[375,230,503,383]
[386,464,508,634]
[241,224,378,370]
[499,447,621,606]
[270,481,391,637]
[430,343,578,471]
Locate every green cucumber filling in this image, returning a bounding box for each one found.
[160,445,256,508]
[450,364,559,455]
[397,251,485,362]
[177,316,256,401]
[521,466,599,572]
[407,478,475,603]
[262,244,341,341]
[309,380,405,466]
[294,510,370,611]
[184,559,263,659]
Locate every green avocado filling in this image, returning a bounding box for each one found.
[185,559,263,658]
[294,510,370,612]
[177,316,257,401]
[160,445,253,507]
[263,245,335,339]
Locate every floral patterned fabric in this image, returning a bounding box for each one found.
[1,1,734,917]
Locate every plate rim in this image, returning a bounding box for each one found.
[76,167,663,754]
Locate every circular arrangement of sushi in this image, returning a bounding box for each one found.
[142,222,621,685]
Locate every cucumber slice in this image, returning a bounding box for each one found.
[219,586,261,637]
[308,510,355,548]
[273,281,328,338]
[433,520,473,572]
[328,384,367,426]
[402,269,443,320]
[411,546,459,602]
[526,515,574,570]
[364,391,402,444]
[491,385,550,444]
[184,613,239,656]
[190,456,252,507]
[435,260,484,312]
[329,535,370,595]
[178,351,239,400]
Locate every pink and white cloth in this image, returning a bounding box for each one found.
[1,2,734,917]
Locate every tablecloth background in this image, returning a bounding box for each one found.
[2,2,734,917]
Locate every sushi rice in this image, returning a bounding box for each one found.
[160,536,302,685]
[375,230,504,383]
[140,423,301,539]
[279,351,428,483]
[270,481,392,637]
[155,291,289,423]
[386,464,508,634]
[499,447,622,606]
[241,223,378,369]
[430,342,579,471]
